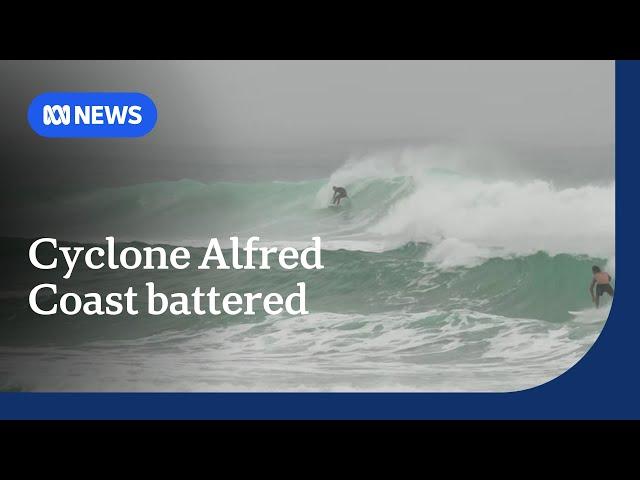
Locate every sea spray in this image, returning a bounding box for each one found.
[0,147,615,391]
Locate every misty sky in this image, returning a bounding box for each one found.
[177,60,614,149]
[0,60,614,193]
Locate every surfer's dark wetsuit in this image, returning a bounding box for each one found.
[590,265,614,308]
[332,186,348,206]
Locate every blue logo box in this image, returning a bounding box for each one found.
[28,92,157,138]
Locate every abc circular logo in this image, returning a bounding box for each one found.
[28,92,157,138]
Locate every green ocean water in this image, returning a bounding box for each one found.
[0,239,604,343]
[0,161,615,391]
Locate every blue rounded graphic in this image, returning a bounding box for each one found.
[28,92,157,138]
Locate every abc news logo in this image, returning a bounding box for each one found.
[29,92,157,138]
[42,104,143,126]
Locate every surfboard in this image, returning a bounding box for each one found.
[329,198,350,208]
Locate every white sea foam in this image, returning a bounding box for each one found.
[9,146,615,270]
[0,308,606,392]
[318,147,615,265]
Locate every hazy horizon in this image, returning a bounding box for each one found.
[1,61,613,195]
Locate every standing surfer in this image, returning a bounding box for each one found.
[331,186,348,206]
[589,265,614,308]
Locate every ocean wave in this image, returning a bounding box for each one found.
[0,147,614,391]
[0,306,606,392]
[8,148,614,267]
[0,239,611,349]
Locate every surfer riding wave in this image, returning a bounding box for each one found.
[331,186,348,206]
[590,265,614,308]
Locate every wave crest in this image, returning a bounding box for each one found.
[9,147,614,265]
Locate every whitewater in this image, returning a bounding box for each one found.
[0,147,615,391]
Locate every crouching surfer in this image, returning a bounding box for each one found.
[331,186,348,206]
[590,265,614,308]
